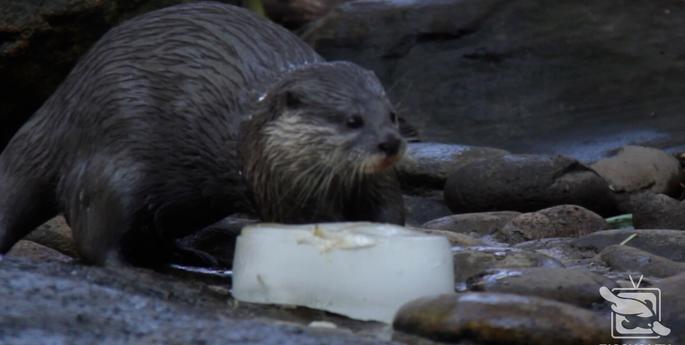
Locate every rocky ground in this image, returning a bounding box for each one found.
[5,141,685,344]
[2,0,685,344]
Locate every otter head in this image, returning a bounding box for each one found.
[241,61,405,222]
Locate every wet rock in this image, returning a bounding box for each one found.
[303,0,685,159]
[394,293,611,344]
[6,240,73,263]
[591,145,683,196]
[0,256,395,345]
[417,229,482,247]
[396,142,508,191]
[422,211,520,237]
[653,273,685,344]
[515,238,600,271]
[572,229,685,262]
[453,246,562,283]
[403,193,452,227]
[468,267,616,307]
[178,215,258,267]
[24,216,77,257]
[631,193,685,230]
[444,155,616,216]
[0,0,240,149]
[498,205,608,244]
[597,244,685,278]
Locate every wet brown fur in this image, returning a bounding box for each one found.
[0,2,405,266]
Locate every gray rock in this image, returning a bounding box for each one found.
[403,193,452,227]
[631,193,685,230]
[453,246,562,283]
[0,256,398,345]
[6,240,73,263]
[264,0,348,29]
[303,0,685,160]
[591,146,683,196]
[572,229,685,262]
[468,267,617,307]
[422,211,520,237]
[498,205,608,244]
[597,244,685,278]
[444,155,616,216]
[515,238,601,271]
[396,142,508,191]
[24,216,77,257]
[393,293,612,344]
[652,273,685,344]
[415,229,482,247]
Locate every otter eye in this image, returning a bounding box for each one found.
[346,115,364,129]
[389,111,398,123]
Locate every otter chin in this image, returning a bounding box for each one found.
[0,3,407,267]
[363,153,405,174]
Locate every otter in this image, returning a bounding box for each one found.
[0,2,406,266]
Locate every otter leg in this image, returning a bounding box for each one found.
[153,200,230,267]
[63,158,141,266]
[0,168,58,254]
[67,189,130,266]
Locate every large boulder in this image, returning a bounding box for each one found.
[444,154,617,215]
[263,0,348,29]
[303,0,685,160]
[0,256,389,345]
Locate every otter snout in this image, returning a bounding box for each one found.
[378,135,403,157]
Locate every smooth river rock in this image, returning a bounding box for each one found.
[23,216,76,258]
[652,273,685,344]
[0,256,397,345]
[468,267,617,307]
[396,142,508,191]
[630,193,685,230]
[394,293,611,345]
[572,229,685,262]
[497,205,608,244]
[422,211,521,238]
[597,244,685,278]
[590,145,683,196]
[444,154,616,216]
[453,246,563,284]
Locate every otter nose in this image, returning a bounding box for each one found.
[378,135,402,156]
